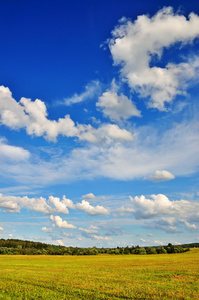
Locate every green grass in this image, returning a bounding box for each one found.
[0,249,198,299]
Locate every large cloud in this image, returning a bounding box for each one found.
[108,7,199,110]
[0,85,133,143]
[0,193,110,216]
[130,194,199,222]
[116,194,199,233]
[0,116,198,186]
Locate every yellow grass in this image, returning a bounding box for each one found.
[0,248,198,299]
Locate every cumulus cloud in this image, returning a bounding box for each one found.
[0,194,56,214]
[145,170,175,182]
[97,89,141,122]
[50,215,76,229]
[48,196,69,214]
[63,80,101,105]
[41,227,54,233]
[0,193,110,218]
[130,194,199,222]
[108,7,199,110]
[0,85,133,143]
[76,200,109,216]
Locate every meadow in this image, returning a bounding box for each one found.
[0,249,198,300]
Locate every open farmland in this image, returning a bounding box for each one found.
[0,248,198,299]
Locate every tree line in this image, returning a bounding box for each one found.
[0,239,193,255]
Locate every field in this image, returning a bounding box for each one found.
[0,249,198,300]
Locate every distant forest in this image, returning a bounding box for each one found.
[0,239,197,255]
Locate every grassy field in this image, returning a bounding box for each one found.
[0,249,198,300]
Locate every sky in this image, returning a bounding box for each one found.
[0,0,199,248]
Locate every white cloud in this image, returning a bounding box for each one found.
[154,240,164,245]
[0,138,30,161]
[183,220,197,231]
[82,193,96,201]
[0,193,110,218]
[152,218,181,234]
[97,124,134,142]
[116,206,135,215]
[50,215,76,229]
[140,238,146,242]
[108,7,199,110]
[93,235,112,241]
[76,200,110,216]
[97,89,141,122]
[130,194,199,222]
[48,196,69,214]
[0,85,133,143]
[63,80,100,105]
[41,227,54,233]
[79,225,98,234]
[56,240,65,246]
[0,116,198,187]
[145,170,175,182]
[0,194,54,214]
[0,227,3,231]
[0,194,71,214]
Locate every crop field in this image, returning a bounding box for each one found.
[0,249,198,300]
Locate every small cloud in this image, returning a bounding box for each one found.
[144,170,175,182]
[63,80,101,106]
[41,227,54,233]
[50,215,76,229]
[154,240,164,245]
[56,240,65,246]
[0,227,3,231]
[97,87,141,122]
[62,233,75,239]
[82,193,96,201]
[140,238,146,242]
[76,200,109,216]
[93,235,112,241]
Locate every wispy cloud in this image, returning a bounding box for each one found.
[62,80,101,106]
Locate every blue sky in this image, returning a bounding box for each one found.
[0,0,199,248]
